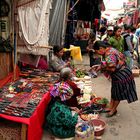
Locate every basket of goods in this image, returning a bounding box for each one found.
[76,69,86,78]
[91,119,106,136]
[80,113,99,121]
[75,121,94,140]
[92,97,109,108]
[80,104,102,120]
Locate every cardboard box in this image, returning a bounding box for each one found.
[132,69,140,77]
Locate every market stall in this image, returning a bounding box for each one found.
[0,0,108,140]
[65,0,105,53]
[0,69,60,140]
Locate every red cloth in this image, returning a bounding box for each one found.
[0,70,51,140]
[37,57,48,70]
[0,68,52,140]
[65,80,81,107]
[0,92,51,140]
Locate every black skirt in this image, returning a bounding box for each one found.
[111,67,138,103]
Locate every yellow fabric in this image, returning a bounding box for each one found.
[64,46,83,61]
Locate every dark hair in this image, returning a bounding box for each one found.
[113,26,122,36]
[123,24,131,30]
[93,41,109,50]
[89,31,96,39]
[53,45,63,54]
[99,26,107,34]
[114,26,122,33]
[130,26,136,33]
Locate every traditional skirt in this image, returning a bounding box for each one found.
[111,67,138,103]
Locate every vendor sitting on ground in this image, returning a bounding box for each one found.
[44,67,81,138]
[49,45,72,72]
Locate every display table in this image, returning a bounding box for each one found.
[0,69,58,140]
[0,91,51,140]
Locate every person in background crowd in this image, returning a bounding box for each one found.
[92,41,138,117]
[109,26,124,53]
[86,31,100,77]
[49,45,71,72]
[44,67,81,138]
[121,24,134,69]
[98,25,107,40]
[130,26,140,64]
[101,26,114,43]
[135,23,140,40]
[86,31,96,67]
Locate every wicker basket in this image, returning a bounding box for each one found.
[75,121,94,140]
[0,119,21,140]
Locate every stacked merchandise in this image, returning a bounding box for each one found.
[0,69,59,118]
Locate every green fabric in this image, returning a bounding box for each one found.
[46,101,78,138]
[109,36,124,53]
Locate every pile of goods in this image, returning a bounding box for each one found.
[75,69,87,78]
[80,113,99,121]
[0,69,59,117]
[92,97,109,108]
[75,121,94,140]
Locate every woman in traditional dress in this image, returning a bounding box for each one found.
[92,41,138,117]
[44,67,81,138]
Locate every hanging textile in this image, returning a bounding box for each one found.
[17,0,52,55]
[49,0,67,46]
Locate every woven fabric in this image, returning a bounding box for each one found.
[50,81,73,101]
[46,101,78,138]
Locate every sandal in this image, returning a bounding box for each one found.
[106,110,117,118]
[102,108,111,113]
[102,109,110,113]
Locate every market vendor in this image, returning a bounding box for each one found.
[49,45,72,72]
[44,67,81,138]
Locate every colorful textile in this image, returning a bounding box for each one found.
[46,101,78,138]
[101,47,126,71]
[37,57,48,70]
[0,92,51,140]
[50,81,73,101]
[65,80,81,107]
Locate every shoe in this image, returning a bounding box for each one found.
[102,108,111,113]
[106,110,117,118]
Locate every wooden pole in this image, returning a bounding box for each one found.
[13,0,18,80]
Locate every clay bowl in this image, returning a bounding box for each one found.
[91,119,106,136]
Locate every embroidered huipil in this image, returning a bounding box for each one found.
[101,47,126,73]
